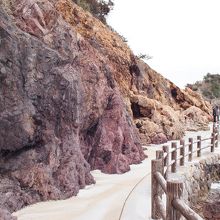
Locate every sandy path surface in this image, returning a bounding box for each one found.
[13,124,218,220]
[13,148,157,220]
[121,124,219,220]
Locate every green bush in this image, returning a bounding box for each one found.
[137,53,153,60]
[186,73,220,100]
[72,0,114,24]
[211,81,220,98]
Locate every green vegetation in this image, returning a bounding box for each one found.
[186,73,220,100]
[137,53,153,60]
[72,0,114,23]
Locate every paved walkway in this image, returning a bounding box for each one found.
[13,124,219,220]
[121,124,220,220]
[13,147,156,220]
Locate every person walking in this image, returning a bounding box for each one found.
[213,106,217,123]
[216,106,220,122]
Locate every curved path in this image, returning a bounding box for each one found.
[120,125,215,220]
[13,126,215,220]
[13,147,157,220]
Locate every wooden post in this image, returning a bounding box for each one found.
[151,159,163,219]
[172,199,204,220]
[211,132,215,152]
[217,122,219,131]
[213,122,216,134]
[156,150,164,159]
[166,180,184,220]
[215,127,219,148]
[163,145,169,179]
[171,142,177,173]
[188,138,193,161]
[156,150,164,176]
[197,136,201,157]
[179,139,185,166]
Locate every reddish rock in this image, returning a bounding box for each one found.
[52,0,212,144]
[0,208,17,220]
[0,0,212,217]
[0,0,144,215]
[203,189,220,220]
[85,93,144,173]
[151,133,168,144]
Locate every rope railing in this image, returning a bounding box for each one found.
[151,122,220,220]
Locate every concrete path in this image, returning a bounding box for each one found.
[13,147,156,220]
[121,123,220,220]
[13,124,219,220]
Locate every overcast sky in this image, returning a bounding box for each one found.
[107,0,220,88]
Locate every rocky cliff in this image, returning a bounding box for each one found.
[0,0,211,218]
[54,0,211,142]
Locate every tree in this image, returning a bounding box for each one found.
[137,53,153,60]
[72,0,114,24]
[187,73,220,100]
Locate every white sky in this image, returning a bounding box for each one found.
[107,0,220,88]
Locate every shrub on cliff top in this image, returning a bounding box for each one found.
[186,73,220,100]
[72,0,114,23]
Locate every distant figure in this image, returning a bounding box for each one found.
[216,106,220,122]
[213,106,217,123]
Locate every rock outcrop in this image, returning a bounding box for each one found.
[51,0,212,143]
[203,189,220,220]
[0,0,212,218]
[0,209,17,220]
[0,0,145,218]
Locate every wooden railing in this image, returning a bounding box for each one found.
[151,122,219,220]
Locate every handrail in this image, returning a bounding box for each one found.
[201,137,211,141]
[155,195,166,220]
[202,145,212,150]
[152,159,205,220]
[167,159,175,167]
[175,145,183,151]
[172,199,203,220]
[151,122,219,220]
[163,152,168,158]
[164,166,168,174]
[157,125,219,176]
[169,147,176,153]
[166,136,218,157]
[154,171,167,193]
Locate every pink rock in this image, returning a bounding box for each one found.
[0,208,17,220]
[151,133,168,144]
[0,0,145,215]
[203,190,220,220]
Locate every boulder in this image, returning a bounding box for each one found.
[0,209,17,220]
[203,189,220,220]
[131,94,185,144]
[181,106,210,131]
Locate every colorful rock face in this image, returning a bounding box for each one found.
[0,0,212,218]
[0,1,145,218]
